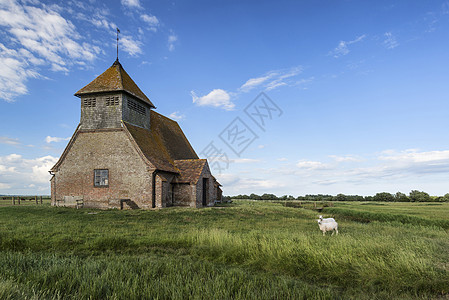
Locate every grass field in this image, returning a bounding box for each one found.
[0,200,448,299]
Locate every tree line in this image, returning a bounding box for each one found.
[226,190,449,202]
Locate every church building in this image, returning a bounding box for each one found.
[50,60,222,209]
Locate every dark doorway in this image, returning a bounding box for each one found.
[202,178,208,207]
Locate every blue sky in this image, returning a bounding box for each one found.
[1,0,449,196]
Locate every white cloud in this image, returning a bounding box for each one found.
[329,34,366,58]
[169,111,185,121]
[329,155,362,162]
[0,136,20,146]
[31,155,58,183]
[168,34,178,51]
[383,32,399,49]
[0,154,58,193]
[277,157,288,161]
[121,0,141,9]
[257,145,265,149]
[265,66,303,91]
[239,66,303,92]
[443,1,449,14]
[240,74,276,92]
[0,183,12,190]
[296,160,331,170]
[0,0,100,102]
[120,34,143,56]
[232,158,260,164]
[193,65,303,112]
[45,136,70,143]
[141,14,159,30]
[191,89,235,111]
[378,149,449,164]
[217,173,284,192]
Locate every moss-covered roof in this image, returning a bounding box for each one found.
[149,111,199,160]
[123,110,199,173]
[174,159,207,184]
[75,60,155,108]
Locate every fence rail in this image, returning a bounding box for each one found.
[0,196,50,206]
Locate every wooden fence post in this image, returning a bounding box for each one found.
[18,197,21,205]
[12,196,15,205]
[40,196,43,204]
[35,195,38,205]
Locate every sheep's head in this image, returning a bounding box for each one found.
[318,215,323,220]
[317,219,322,225]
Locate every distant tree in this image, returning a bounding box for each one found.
[373,192,395,202]
[261,193,277,200]
[334,194,347,201]
[280,195,288,200]
[346,195,365,202]
[364,196,374,201]
[443,193,449,202]
[249,193,260,200]
[394,192,409,202]
[287,195,295,200]
[409,190,431,202]
[222,196,231,202]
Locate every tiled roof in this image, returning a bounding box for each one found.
[174,159,207,184]
[74,60,155,108]
[149,111,199,160]
[124,122,177,173]
[123,110,199,173]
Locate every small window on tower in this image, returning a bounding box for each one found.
[106,96,119,106]
[83,98,96,107]
[127,99,146,115]
[94,169,109,187]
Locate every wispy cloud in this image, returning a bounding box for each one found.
[240,73,276,92]
[169,111,185,121]
[141,14,159,31]
[168,34,178,51]
[296,160,332,170]
[232,158,261,164]
[216,173,285,191]
[45,136,70,143]
[239,66,304,92]
[328,155,362,162]
[383,32,399,49]
[193,66,306,111]
[121,0,141,9]
[329,34,366,58]
[191,89,235,111]
[0,136,21,146]
[120,34,143,56]
[294,149,449,186]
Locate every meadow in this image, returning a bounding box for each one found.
[0,200,448,299]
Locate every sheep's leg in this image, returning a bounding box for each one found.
[331,230,334,236]
[335,228,338,235]
[322,231,325,236]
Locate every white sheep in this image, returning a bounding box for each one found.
[317,218,338,236]
[318,215,335,223]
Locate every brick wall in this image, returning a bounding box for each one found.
[52,129,153,209]
[194,163,216,207]
[173,183,195,207]
[80,93,123,130]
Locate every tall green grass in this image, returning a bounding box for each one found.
[0,201,448,299]
[0,252,335,300]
